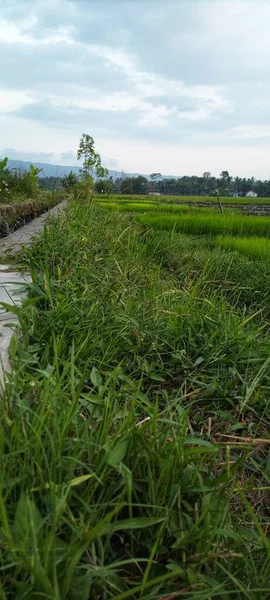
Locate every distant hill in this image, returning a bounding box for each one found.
[2,158,178,180]
[2,158,143,180]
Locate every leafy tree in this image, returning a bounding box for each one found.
[77,134,108,179]
[150,172,162,181]
[120,177,134,194]
[132,175,148,194]
[76,134,108,201]
[220,170,231,182]
[95,177,116,196]
[27,164,43,196]
[234,176,242,195]
[61,171,78,191]
[39,176,62,191]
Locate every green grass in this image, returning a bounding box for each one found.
[135,212,270,238]
[98,200,238,215]
[216,235,270,260]
[97,193,270,205]
[1,201,270,598]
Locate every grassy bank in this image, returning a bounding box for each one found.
[1,202,270,598]
[135,212,270,238]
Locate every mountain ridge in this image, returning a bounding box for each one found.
[2,158,178,180]
[2,158,145,180]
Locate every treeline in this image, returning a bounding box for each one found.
[7,168,270,198]
[94,171,270,197]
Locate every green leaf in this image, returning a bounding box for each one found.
[70,574,92,600]
[194,356,204,366]
[184,437,217,449]
[149,373,165,382]
[90,366,102,387]
[14,493,43,545]
[110,516,165,532]
[228,423,246,432]
[13,493,29,543]
[69,474,93,487]
[0,302,20,316]
[0,157,8,170]
[107,439,128,467]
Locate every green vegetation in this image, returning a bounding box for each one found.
[0,157,65,236]
[135,212,270,238]
[97,192,270,206]
[0,157,43,203]
[94,168,270,198]
[1,200,270,598]
[74,133,108,201]
[98,200,239,215]
[216,235,270,260]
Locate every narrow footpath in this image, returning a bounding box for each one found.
[0,201,67,387]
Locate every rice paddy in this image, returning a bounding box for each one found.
[97,192,270,205]
[135,212,270,238]
[100,193,270,262]
[216,235,270,260]
[97,200,239,215]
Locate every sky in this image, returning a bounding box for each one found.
[1,0,270,178]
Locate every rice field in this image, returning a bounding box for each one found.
[135,212,270,238]
[97,200,239,215]
[216,235,270,260]
[97,193,270,205]
[99,192,270,262]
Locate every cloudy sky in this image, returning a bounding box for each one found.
[1,0,270,177]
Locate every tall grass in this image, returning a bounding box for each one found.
[1,202,270,597]
[135,212,270,237]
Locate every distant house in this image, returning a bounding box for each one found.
[246,190,258,198]
[233,192,241,197]
[149,191,161,196]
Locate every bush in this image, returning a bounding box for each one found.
[0,158,42,203]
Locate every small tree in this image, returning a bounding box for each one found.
[61,171,78,191]
[29,164,43,194]
[150,172,162,193]
[76,134,108,201]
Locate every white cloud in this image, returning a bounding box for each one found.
[0,11,231,128]
[0,89,35,112]
[230,125,270,140]
[0,17,73,45]
[1,0,270,176]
